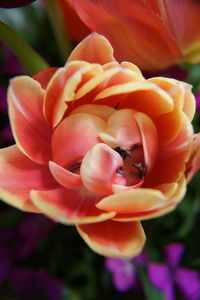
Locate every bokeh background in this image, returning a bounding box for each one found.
[1,2,200,299]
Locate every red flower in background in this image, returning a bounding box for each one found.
[68,0,200,71]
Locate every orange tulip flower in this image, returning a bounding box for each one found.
[0,34,199,257]
[68,0,200,71]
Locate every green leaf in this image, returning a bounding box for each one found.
[139,267,164,300]
[0,21,49,75]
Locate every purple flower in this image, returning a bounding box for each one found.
[105,251,148,292]
[0,0,36,8]
[0,42,25,141]
[0,246,12,283]
[195,92,200,113]
[148,243,200,300]
[16,214,55,258]
[9,267,63,300]
[0,213,54,260]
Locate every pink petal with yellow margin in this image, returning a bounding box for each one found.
[51,113,106,166]
[80,143,125,195]
[182,84,196,121]
[44,61,102,127]
[94,81,174,118]
[0,145,57,212]
[77,220,146,258]
[113,178,186,222]
[30,187,115,225]
[8,76,52,164]
[96,188,167,214]
[67,33,115,64]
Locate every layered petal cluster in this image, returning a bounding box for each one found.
[0,34,199,257]
[68,0,200,71]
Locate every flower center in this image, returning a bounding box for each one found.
[114,145,146,186]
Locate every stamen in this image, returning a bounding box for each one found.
[132,163,146,178]
[117,167,124,176]
[114,147,131,160]
[68,162,81,172]
[114,102,120,109]
[129,144,142,151]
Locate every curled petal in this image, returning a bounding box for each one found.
[182,83,196,121]
[71,104,115,121]
[67,32,115,64]
[148,77,196,121]
[74,67,121,100]
[8,76,52,164]
[134,112,158,173]
[154,109,184,146]
[52,113,106,166]
[44,63,90,127]
[77,220,146,258]
[163,115,193,153]
[147,77,185,110]
[100,109,142,149]
[30,187,115,225]
[96,188,167,214]
[80,143,125,195]
[49,161,82,189]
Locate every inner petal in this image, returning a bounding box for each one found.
[100,109,142,149]
[80,143,125,195]
[51,113,107,167]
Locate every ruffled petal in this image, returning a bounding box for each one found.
[8,76,52,164]
[96,188,167,214]
[30,187,115,225]
[44,61,102,127]
[94,82,174,118]
[80,143,125,195]
[67,32,115,64]
[77,220,146,257]
[0,145,57,211]
[51,113,106,166]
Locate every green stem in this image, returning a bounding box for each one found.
[0,21,49,75]
[44,0,73,63]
